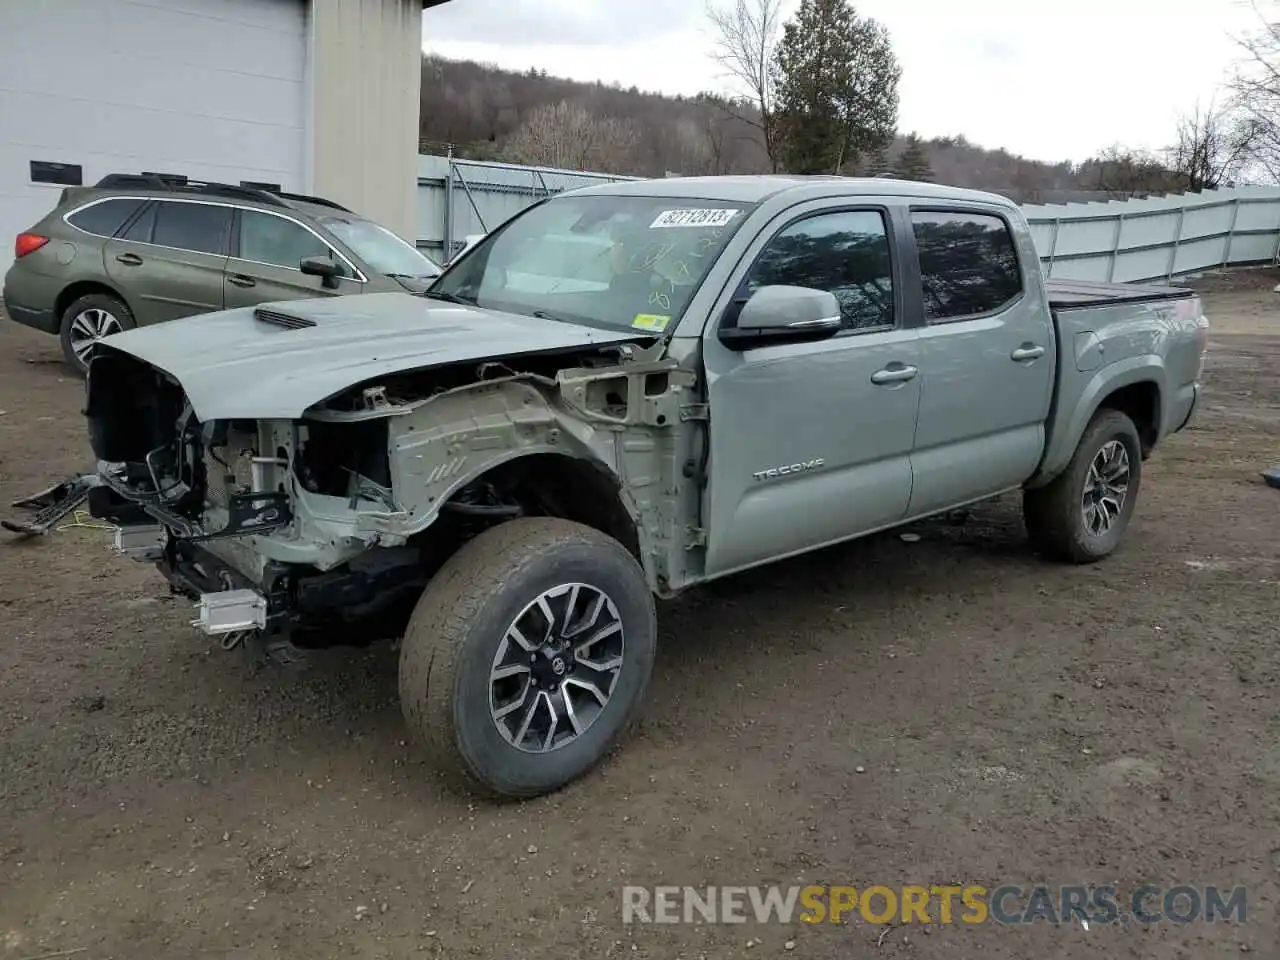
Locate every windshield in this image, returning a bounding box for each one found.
[429,194,753,334]
[321,217,441,278]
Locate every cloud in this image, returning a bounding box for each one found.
[424,0,705,47]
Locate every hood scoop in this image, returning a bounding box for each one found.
[254,306,316,330]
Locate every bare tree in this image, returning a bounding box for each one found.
[705,0,785,171]
[1167,100,1258,190]
[1080,145,1178,198]
[666,118,716,175]
[499,100,640,173]
[1227,1,1280,181]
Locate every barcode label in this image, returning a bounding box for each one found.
[649,208,740,229]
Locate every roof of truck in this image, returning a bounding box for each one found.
[562,174,1017,208]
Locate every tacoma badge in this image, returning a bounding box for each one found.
[752,458,825,482]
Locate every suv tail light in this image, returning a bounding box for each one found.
[15,233,49,258]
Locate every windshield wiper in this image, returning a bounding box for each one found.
[531,309,573,324]
[423,290,475,305]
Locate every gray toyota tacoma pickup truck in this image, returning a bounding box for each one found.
[81,175,1209,798]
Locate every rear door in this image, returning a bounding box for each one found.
[102,199,231,326]
[223,208,364,308]
[904,207,1056,517]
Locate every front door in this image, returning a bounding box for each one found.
[223,208,363,308]
[102,199,231,325]
[904,207,1056,517]
[701,205,922,578]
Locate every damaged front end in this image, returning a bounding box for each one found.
[84,340,696,648]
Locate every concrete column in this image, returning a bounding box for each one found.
[305,0,421,240]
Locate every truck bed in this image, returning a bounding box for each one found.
[1045,278,1197,309]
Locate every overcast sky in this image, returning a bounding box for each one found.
[422,0,1261,165]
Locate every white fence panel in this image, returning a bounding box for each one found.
[414,153,1280,283]
[1025,186,1280,283]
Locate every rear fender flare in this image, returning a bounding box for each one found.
[1027,356,1166,489]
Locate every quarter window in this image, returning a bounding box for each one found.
[151,201,232,256]
[120,203,156,243]
[66,198,147,238]
[238,210,335,271]
[743,210,894,331]
[910,210,1022,321]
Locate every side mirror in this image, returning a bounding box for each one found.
[300,256,343,289]
[718,285,843,349]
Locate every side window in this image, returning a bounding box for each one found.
[66,198,147,238]
[151,201,232,256]
[910,210,1022,321]
[120,202,156,243]
[238,210,335,271]
[743,210,894,331]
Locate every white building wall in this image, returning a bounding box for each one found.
[0,0,308,244]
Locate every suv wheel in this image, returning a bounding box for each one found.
[59,293,135,375]
[398,517,657,799]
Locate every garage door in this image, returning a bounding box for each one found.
[0,0,306,250]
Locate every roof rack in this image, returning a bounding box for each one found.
[275,190,351,212]
[92,174,351,213]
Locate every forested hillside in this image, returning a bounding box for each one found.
[418,55,1115,202]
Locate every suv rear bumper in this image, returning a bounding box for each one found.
[2,298,57,334]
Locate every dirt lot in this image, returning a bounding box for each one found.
[1,270,1278,960]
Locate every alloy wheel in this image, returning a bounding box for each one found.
[488,582,625,753]
[1081,439,1130,536]
[69,308,122,365]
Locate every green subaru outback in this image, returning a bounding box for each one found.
[2,174,441,373]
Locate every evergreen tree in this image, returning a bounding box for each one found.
[893,133,935,181]
[773,0,901,174]
[862,142,891,176]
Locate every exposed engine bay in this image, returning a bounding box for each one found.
[84,341,700,647]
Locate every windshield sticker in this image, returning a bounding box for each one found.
[631,313,671,332]
[649,208,740,229]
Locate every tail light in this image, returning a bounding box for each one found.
[14,233,49,258]
[1193,310,1210,378]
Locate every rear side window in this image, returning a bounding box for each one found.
[151,201,232,256]
[910,210,1022,321]
[66,198,146,238]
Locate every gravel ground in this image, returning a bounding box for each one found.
[1,269,1278,959]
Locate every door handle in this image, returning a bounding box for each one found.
[227,274,256,288]
[1011,344,1045,361]
[115,253,142,266]
[870,363,919,385]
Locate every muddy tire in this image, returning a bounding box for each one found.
[398,517,656,799]
[1023,408,1143,564]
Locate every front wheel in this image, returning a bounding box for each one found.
[398,517,657,798]
[1023,408,1143,563]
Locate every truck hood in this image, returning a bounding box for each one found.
[97,292,642,421]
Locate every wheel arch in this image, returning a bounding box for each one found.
[1028,358,1165,490]
[54,279,135,324]
[460,451,643,562]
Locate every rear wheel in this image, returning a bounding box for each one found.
[1023,408,1143,563]
[58,292,135,375]
[398,517,656,798]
